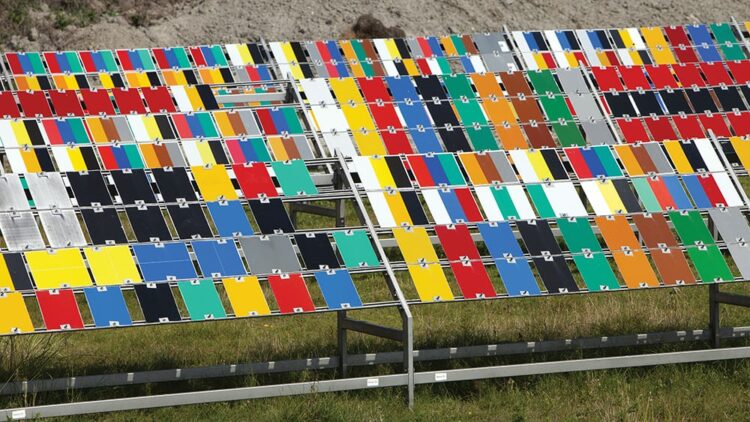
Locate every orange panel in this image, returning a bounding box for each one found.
[595,215,659,288]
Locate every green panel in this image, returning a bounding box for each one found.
[137,49,155,71]
[332,230,381,268]
[538,95,573,120]
[101,51,119,72]
[69,119,90,144]
[593,146,622,177]
[669,210,734,282]
[551,122,586,147]
[65,52,83,73]
[197,113,219,138]
[450,35,467,55]
[452,100,497,150]
[351,41,374,77]
[437,154,466,185]
[684,246,734,282]
[249,138,272,162]
[526,185,555,218]
[282,108,304,134]
[491,187,519,220]
[572,254,620,291]
[436,57,452,74]
[211,45,229,66]
[668,210,715,245]
[28,53,46,75]
[443,74,476,99]
[271,160,318,196]
[557,217,603,252]
[632,178,662,212]
[174,48,191,68]
[123,145,144,169]
[178,279,227,321]
[710,23,746,60]
[527,70,561,94]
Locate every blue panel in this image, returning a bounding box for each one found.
[57,120,75,144]
[580,147,607,177]
[427,37,444,57]
[686,25,721,62]
[423,154,449,185]
[192,239,247,277]
[83,286,132,327]
[662,175,693,210]
[682,175,712,209]
[493,257,541,296]
[185,114,204,137]
[587,30,602,49]
[127,50,143,70]
[133,242,197,282]
[555,31,572,50]
[164,48,178,68]
[385,76,443,153]
[91,52,106,72]
[437,189,467,222]
[478,221,525,258]
[326,41,349,76]
[55,53,70,73]
[269,108,290,133]
[314,269,363,309]
[200,46,216,66]
[112,146,130,169]
[18,54,32,74]
[459,56,475,73]
[523,32,539,50]
[207,200,254,237]
[257,65,272,81]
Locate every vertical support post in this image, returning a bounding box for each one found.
[709,283,721,348]
[337,310,348,377]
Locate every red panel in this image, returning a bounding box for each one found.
[368,103,413,154]
[417,38,433,56]
[698,114,731,137]
[700,62,732,86]
[727,111,750,136]
[603,51,620,67]
[5,53,23,75]
[18,91,52,117]
[673,46,699,63]
[697,174,727,207]
[645,65,678,89]
[434,224,481,261]
[617,66,650,90]
[152,48,169,69]
[454,188,483,222]
[233,162,278,199]
[648,177,677,210]
[358,77,392,103]
[564,147,593,179]
[81,89,115,115]
[112,88,146,114]
[415,58,432,75]
[42,120,63,145]
[672,115,705,139]
[79,51,96,73]
[406,155,435,187]
[36,289,84,330]
[573,52,588,67]
[0,92,21,118]
[244,66,261,82]
[255,109,278,135]
[673,64,705,87]
[643,116,676,141]
[616,118,650,143]
[268,273,315,314]
[97,146,119,170]
[116,50,134,71]
[727,61,750,84]
[189,47,207,67]
[591,66,624,91]
[171,114,193,138]
[141,86,176,113]
[315,41,338,77]
[449,261,497,299]
[663,26,691,47]
[43,52,62,74]
[542,52,557,68]
[49,90,84,117]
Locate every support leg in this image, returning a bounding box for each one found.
[709,283,720,348]
[337,310,348,378]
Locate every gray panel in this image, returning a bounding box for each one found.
[0,174,29,211]
[406,38,424,58]
[708,207,750,279]
[473,32,515,72]
[643,142,673,174]
[238,110,262,136]
[488,151,518,182]
[567,91,604,121]
[304,41,328,78]
[0,213,45,250]
[557,68,591,94]
[113,116,134,142]
[39,210,87,247]
[239,235,301,275]
[292,135,315,160]
[25,173,72,209]
[234,68,250,83]
[166,143,187,168]
[580,120,616,145]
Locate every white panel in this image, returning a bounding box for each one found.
[506,185,536,220]
[269,42,294,78]
[0,174,29,210]
[511,32,538,70]
[0,120,17,147]
[627,28,647,49]
[5,150,26,173]
[617,48,634,66]
[367,192,396,228]
[422,189,452,225]
[374,40,399,76]
[127,115,150,142]
[0,213,45,251]
[693,139,723,172]
[351,156,380,191]
[51,148,73,172]
[469,56,486,73]
[426,58,443,75]
[225,44,244,66]
[300,78,357,157]
[181,141,204,166]
[475,186,504,222]
[712,172,743,207]
[545,30,569,68]
[575,29,600,67]
[171,86,193,112]
[581,180,611,216]
[26,173,71,208]
[508,150,538,182]
[40,210,86,247]
[543,181,587,217]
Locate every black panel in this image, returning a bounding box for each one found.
[35,149,55,172]
[294,233,340,270]
[686,88,719,113]
[111,169,156,204]
[604,92,637,117]
[721,141,741,167]
[146,71,161,87]
[23,120,45,145]
[126,206,172,242]
[515,219,562,255]
[167,204,213,239]
[195,85,219,110]
[81,208,128,245]
[540,149,568,180]
[531,256,580,293]
[134,283,181,323]
[384,156,411,188]
[414,75,448,100]
[37,76,52,91]
[612,179,642,213]
[152,167,197,202]
[658,89,691,114]
[5,253,33,291]
[75,74,90,89]
[80,147,100,170]
[183,70,198,85]
[110,73,125,88]
[401,191,429,225]
[218,67,235,83]
[208,141,229,164]
[631,91,664,116]
[680,140,708,172]
[714,87,747,111]
[67,171,113,205]
[248,198,294,234]
[154,115,176,139]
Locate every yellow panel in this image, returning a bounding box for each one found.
[85,117,108,143]
[67,147,87,171]
[598,180,626,214]
[237,44,254,65]
[641,27,676,64]
[211,68,225,83]
[185,86,205,110]
[26,76,41,91]
[0,256,15,291]
[84,245,142,286]
[595,51,611,66]
[458,153,488,185]
[407,263,454,302]
[441,36,458,56]
[281,42,304,79]
[26,248,92,289]
[384,191,413,227]
[613,145,645,176]
[370,156,397,189]
[64,75,79,89]
[142,116,162,140]
[730,137,750,171]
[125,72,141,88]
[20,150,41,173]
[663,140,693,174]
[564,52,579,68]
[339,41,365,77]
[403,59,420,76]
[385,39,401,58]
[213,111,235,137]
[222,277,271,316]
[99,73,115,89]
[191,165,238,201]
[532,53,548,69]
[11,121,31,145]
[268,136,290,161]
[196,141,217,165]
[329,78,364,104]
[392,226,439,263]
[0,292,35,334]
[617,29,644,65]
[526,150,553,180]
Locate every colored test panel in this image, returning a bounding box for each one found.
[26,249,92,290]
[177,279,227,321]
[192,240,247,278]
[207,200,254,237]
[83,286,133,327]
[191,165,238,201]
[295,233,340,270]
[595,216,659,288]
[668,211,734,283]
[134,283,182,323]
[314,269,363,309]
[515,220,579,294]
[406,263,455,302]
[0,292,35,334]
[268,273,316,314]
[556,217,620,291]
[332,230,380,268]
[84,245,142,286]
[222,277,271,317]
[271,160,319,196]
[133,242,197,282]
[392,227,440,264]
[631,213,696,286]
[477,222,541,296]
[36,289,85,330]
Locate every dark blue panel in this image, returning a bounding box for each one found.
[207,200,254,237]
[83,286,132,327]
[580,147,607,177]
[314,269,363,309]
[192,239,247,277]
[682,174,712,208]
[493,257,542,296]
[133,242,197,282]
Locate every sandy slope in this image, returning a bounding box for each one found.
[11,0,750,51]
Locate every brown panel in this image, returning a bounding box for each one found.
[595,215,660,288]
[475,153,502,182]
[632,213,697,285]
[630,144,657,173]
[281,137,301,160]
[227,111,246,135]
[500,71,533,96]
[101,118,119,141]
[461,35,479,55]
[361,40,386,76]
[153,144,173,166]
